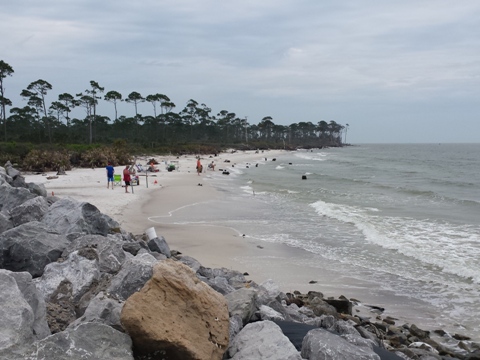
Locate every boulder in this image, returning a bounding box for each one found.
[177,255,202,272]
[0,184,37,214]
[301,328,381,360]
[4,162,21,180]
[0,221,69,277]
[225,288,259,325]
[35,249,100,303]
[121,259,229,360]
[147,236,171,258]
[257,304,286,321]
[26,182,47,197]
[10,196,50,226]
[24,322,134,360]
[42,197,120,237]
[0,212,13,233]
[9,271,50,340]
[227,320,302,360]
[62,234,126,274]
[68,291,123,331]
[0,270,35,352]
[106,252,157,301]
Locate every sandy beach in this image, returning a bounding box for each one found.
[24,150,287,279]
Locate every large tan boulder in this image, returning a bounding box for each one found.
[121,259,229,360]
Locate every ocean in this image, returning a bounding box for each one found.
[173,144,480,341]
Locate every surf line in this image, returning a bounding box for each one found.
[147,200,215,223]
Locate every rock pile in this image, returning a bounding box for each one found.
[0,162,479,360]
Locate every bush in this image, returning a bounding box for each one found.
[22,149,72,172]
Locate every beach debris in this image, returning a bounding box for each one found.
[309,280,318,284]
[257,245,264,249]
[222,171,230,175]
[197,183,203,186]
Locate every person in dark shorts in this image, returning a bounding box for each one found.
[123,165,131,193]
[106,162,115,189]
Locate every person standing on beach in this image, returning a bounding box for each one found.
[106,162,115,189]
[196,158,203,176]
[123,165,131,193]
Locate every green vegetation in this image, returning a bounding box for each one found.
[0,60,348,170]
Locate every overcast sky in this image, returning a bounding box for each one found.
[1,1,479,143]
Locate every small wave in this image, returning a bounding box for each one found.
[276,166,285,170]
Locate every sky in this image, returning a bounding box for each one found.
[1,0,479,144]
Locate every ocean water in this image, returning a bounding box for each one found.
[173,144,480,340]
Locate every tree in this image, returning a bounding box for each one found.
[125,91,145,118]
[258,116,274,140]
[0,60,14,141]
[58,93,78,126]
[77,81,104,143]
[344,123,349,144]
[20,79,53,142]
[104,90,122,120]
[49,101,69,124]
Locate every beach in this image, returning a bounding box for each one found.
[23,145,480,342]
[23,150,286,277]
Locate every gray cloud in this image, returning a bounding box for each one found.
[1,0,479,142]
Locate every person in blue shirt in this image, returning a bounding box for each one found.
[106,162,115,189]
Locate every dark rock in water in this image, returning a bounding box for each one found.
[302,175,307,180]
[324,298,353,315]
[222,171,230,175]
[309,280,317,284]
[0,221,69,277]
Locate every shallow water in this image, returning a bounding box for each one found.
[165,144,480,341]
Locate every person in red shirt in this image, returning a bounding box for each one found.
[123,165,131,193]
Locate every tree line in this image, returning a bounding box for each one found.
[0,60,349,150]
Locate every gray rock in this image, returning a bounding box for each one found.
[147,236,171,258]
[225,288,259,325]
[35,250,100,303]
[227,320,302,360]
[0,212,13,233]
[178,255,202,272]
[9,271,50,340]
[122,242,142,256]
[0,271,35,352]
[106,252,157,301]
[301,328,381,360]
[229,314,244,341]
[0,221,69,277]
[62,234,126,274]
[257,304,286,321]
[24,322,134,360]
[205,276,236,295]
[5,163,21,180]
[42,197,120,237]
[10,196,49,226]
[26,182,47,197]
[68,291,123,331]
[0,183,37,214]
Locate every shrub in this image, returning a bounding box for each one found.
[22,149,72,172]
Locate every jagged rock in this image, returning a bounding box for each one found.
[24,322,134,360]
[301,328,381,360]
[106,252,157,301]
[205,276,235,295]
[25,182,47,197]
[0,270,35,353]
[257,304,286,321]
[4,162,21,180]
[0,184,37,214]
[227,320,302,360]
[122,242,143,256]
[229,314,244,341]
[324,298,353,315]
[10,196,50,226]
[147,236,171,258]
[62,234,126,274]
[0,221,69,277]
[44,280,77,333]
[225,288,259,325]
[9,271,50,340]
[121,259,229,360]
[0,212,13,233]
[178,255,202,272]
[35,250,101,303]
[307,296,339,317]
[68,291,123,331]
[42,197,120,237]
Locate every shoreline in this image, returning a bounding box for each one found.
[24,149,479,343]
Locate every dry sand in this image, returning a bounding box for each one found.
[24,150,286,278]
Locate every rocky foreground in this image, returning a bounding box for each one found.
[1,161,479,360]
